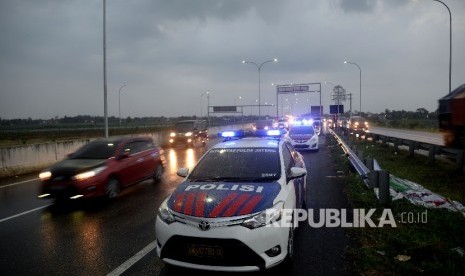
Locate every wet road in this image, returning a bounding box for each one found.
[0,135,352,276]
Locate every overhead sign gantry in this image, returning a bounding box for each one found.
[275,83,322,118]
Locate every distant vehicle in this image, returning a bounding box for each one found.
[337,116,347,129]
[326,118,334,129]
[439,84,465,148]
[38,136,165,201]
[253,119,276,130]
[312,118,322,135]
[169,120,208,147]
[286,125,319,151]
[156,130,307,271]
[277,118,289,129]
[345,116,369,136]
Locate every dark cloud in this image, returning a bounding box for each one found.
[337,0,378,13]
[0,0,464,119]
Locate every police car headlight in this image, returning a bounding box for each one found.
[241,201,284,229]
[158,199,175,224]
[185,132,193,137]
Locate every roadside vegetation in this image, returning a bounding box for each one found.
[0,115,255,147]
[328,134,465,275]
[348,108,439,132]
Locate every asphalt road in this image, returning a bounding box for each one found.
[0,134,352,276]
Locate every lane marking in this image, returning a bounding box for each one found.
[0,178,38,189]
[0,204,52,223]
[107,240,157,276]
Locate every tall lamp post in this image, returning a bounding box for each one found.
[200,91,210,118]
[103,0,108,137]
[242,58,278,118]
[118,84,127,127]
[344,60,362,115]
[432,0,452,94]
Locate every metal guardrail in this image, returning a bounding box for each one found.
[330,129,391,205]
[365,130,465,171]
[330,129,370,185]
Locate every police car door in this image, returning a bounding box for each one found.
[282,143,305,209]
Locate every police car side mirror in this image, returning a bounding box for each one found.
[177,167,189,177]
[287,167,306,182]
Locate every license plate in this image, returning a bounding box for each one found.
[187,244,224,259]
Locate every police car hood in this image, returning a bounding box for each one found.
[168,181,281,218]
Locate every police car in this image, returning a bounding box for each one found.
[155,130,307,271]
[286,119,319,151]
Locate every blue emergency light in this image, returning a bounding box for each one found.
[218,129,285,140]
[292,118,314,126]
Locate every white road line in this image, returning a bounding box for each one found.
[0,204,52,223]
[0,178,38,189]
[107,240,157,276]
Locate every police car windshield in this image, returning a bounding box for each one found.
[289,126,314,135]
[188,147,281,182]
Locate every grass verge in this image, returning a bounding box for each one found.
[328,134,465,275]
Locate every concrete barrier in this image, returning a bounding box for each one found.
[0,124,251,178]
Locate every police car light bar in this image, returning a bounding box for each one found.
[218,129,283,139]
[292,118,314,126]
[218,130,247,138]
[221,131,236,137]
[266,129,281,136]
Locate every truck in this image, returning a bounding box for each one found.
[438,84,465,148]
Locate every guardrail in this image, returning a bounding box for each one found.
[330,129,391,206]
[364,130,465,171]
[330,129,370,184]
[331,128,465,213]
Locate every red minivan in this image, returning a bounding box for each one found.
[38,136,165,201]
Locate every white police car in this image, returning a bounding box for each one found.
[286,123,319,151]
[155,130,307,271]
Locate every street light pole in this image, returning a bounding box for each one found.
[103,0,108,138]
[242,58,278,118]
[201,91,210,126]
[344,61,362,115]
[200,91,209,118]
[118,84,126,127]
[432,0,452,94]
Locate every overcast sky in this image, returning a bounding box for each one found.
[1,0,464,119]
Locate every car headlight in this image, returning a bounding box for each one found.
[185,132,193,137]
[39,171,52,181]
[158,199,175,224]
[73,166,106,181]
[170,132,176,137]
[241,201,284,229]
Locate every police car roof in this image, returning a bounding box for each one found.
[213,137,281,149]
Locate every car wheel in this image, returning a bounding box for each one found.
[106,177,120,199]
[153,165,163,183]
